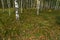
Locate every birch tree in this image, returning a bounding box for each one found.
[55,0,59,9]
[37,0,40,15]
[14,0,19,20]
[1,0,4,12]
[7,0,11,16]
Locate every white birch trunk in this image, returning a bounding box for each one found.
[1,0,4,12]
[37,0,40,15]
[14,0,19,20]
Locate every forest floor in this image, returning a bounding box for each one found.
[0,9,60,40]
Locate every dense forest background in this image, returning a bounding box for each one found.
[0,0,60,9]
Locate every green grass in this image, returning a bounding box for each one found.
[0,9,60,40]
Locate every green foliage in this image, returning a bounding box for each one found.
[0,9,60,40]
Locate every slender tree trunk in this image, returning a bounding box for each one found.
[13,0,14,8]
[40,0,43,10]
[37,0,40,15]
[26,0,28,9]
[1,0,4,12]
[18,0,20,8]
[7,0,11,16]
[21,0,22,13]
[55,0,59,9]
[31,0,32,8]
[14,0,19,20]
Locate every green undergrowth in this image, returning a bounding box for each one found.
[0,9,60,40]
